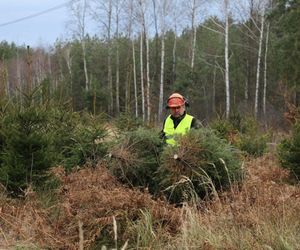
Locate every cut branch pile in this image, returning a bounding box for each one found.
[158,129,243,203]
[108,128,163,193]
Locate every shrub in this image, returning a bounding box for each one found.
[237,117,269,157]
[278,122,300,179]
[49,111,108,171]
[238,133,268,157]
[108,127,163,194]
[0,106,55,195]
[210,118,236,142]
[211,115,269,157]
[113,112,144,132]
[158,128,243,204]
[0,103,109,195]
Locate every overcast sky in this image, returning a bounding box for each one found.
[0,0,249,48]
[0,0,71,47]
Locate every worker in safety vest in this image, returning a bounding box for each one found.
[161,93,201,146]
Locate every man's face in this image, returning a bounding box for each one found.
[170,105,185,118]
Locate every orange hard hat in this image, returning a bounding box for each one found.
[167,93,185,108]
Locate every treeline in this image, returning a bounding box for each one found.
[0,0,299,126]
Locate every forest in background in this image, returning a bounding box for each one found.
[0,0,299,127]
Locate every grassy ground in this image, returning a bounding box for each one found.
[0,153,299,249]
[163,154,300,249]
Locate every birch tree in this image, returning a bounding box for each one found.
[69,0,90,91]
[132,38,138,117]
[62,43,73,103]
[152,0,159,84]
[172,14,178,86]
[137,0,147,122]
[158,0,168,122]
[263,22,270,116]
[234,0,271,117]
[190,0,197,70]
[107,0,114,114]
[170,0,183,86]
[92,0,114,114]
[123,0,138,116]
[16,49,23,105]
[185,0,207,71]
[140,28,145,121]
[146,36,151,123]
[129,0,139,117]
[224,0,230,119]
[115,0,120,114]
[254,6,265,118]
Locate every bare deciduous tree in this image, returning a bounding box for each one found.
[254,6,265,118]
[224,0,230,119]
[115,0,120,114]
[69,0,90,91]
[158,0,169,122]
[263,21,270,116]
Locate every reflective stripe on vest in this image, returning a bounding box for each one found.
[163,114,194,145]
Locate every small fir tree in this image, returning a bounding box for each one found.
[0,106,55,195]
[278,122,300,179]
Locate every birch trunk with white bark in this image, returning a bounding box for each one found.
[172,31,177,85]
[158,1,166,122]
[107,0,113,114]
[263,22,270,116]
[224,0,230,119]
[115,0,120,114]
[191,0,197,70]
[140,33,145,122]
[132,39,138,117]
[146,36,151,124]
[254,8,265,119]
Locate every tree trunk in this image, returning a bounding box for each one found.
[16,49,22,106]
[146,36,151,124]
[171,2,178,86]
[107,0,113,114]
[158,1,166,122]
[26,46,33,96]
[212,63,216,115]
[245,60,249,101]
[158,35,165,122]
[82,39,89,91]
[263,22,270,116]
[224,0,230,119]
[64,46,73,108]
[152,0,159,86]
[140,33,145,122]
[132,39,138,117]
[191,0,197,71]
[254,8,265,119]
[115,0,120,114]
[125,0,134,114]
[172,31,177,85]
[77,0,89,91]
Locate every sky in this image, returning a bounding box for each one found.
[0,0,250,49]
[0,0,71,48]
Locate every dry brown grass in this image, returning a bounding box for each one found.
[0,161,180,249]
[0,153,300,249]
[169,153,300,249]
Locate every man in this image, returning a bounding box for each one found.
[161,93,201,145]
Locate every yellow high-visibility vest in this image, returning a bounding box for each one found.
[163,114,193,145]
